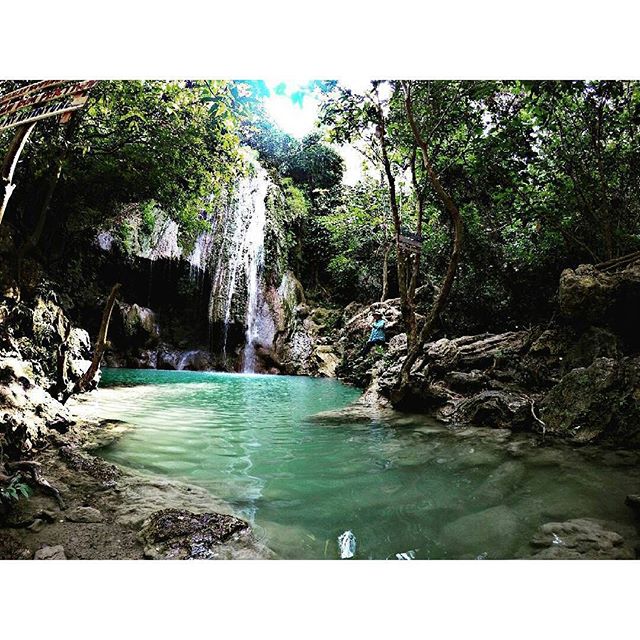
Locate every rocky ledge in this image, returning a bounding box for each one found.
[334,261,640,448]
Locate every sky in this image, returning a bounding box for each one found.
[262,80,375,186]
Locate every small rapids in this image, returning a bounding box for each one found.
[89,369,640,560]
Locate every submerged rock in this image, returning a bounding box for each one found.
[138,508,250,559]
[472,460,526,505]
[441,505,521,557]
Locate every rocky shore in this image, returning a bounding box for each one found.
[0,415,271,560]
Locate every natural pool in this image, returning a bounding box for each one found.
[92,368,640,559]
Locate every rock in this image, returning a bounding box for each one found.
[59,446,120,487]
[559,263,640,342]
[138,508,250,559]
[540,356,640,445]
[34,545,67,560]
[426,332,528,373]
[314,347,339,377]
[441,505,521,557]
[445,370,488,392]
[453,390,532,430]
[27,518,46,533]
[529,518,635,559]
[625,494,640,517]
[472,460,526,505]
[559,265,618,324]
[66,506,104,523]
[563,326,619,371]
[0,357,72,456]
[128,349,158,369]
[157,348,214,371]
[118,302,161,346]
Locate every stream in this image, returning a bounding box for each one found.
[91,368,640,559]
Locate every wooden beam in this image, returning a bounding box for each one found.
[0,93,89,132]
[0,122,37,225]
[0,80,97,118]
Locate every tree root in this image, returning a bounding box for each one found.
[530,399,546,441]
[5,460,66,509]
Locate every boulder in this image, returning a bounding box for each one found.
[558,263,640,343]
[157,349,214,371]
[119,302,160,346]
[472,460,526,505]
[540,357,640,445]
[0,357,72,456]
[445,370,488,392]
[529,518,635,559]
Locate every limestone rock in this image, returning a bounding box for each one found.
[625,494,640,517]
[34,545,67,560]
[559,262,640,335]
[157,348,214,371]
[540,356,640,445]
[529,518,634,559]
[119,302,160,346]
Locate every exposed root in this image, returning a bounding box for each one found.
[6,460,66,509]
[530,399,546,441]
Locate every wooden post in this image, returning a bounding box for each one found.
[0,122,36,225]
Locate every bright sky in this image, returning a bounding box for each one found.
[263,80,377,186]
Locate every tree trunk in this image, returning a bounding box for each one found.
[0,122,37,226]
[71,283,121,397]
[380,242,391,302]
[18,112,82,265]
[374,98,418,347]
[393,83,464,398]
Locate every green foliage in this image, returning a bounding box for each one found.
[0,474,32,503]
[140,200,157,236]
[318,80,640,330]
[116,219,135,253]
[1,80,248,252]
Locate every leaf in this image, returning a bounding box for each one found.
[18,484,31,498]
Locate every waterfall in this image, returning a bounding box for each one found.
[241,178,267,372]
[207,158,271,372]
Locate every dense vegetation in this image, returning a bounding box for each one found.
[3,80,640,337]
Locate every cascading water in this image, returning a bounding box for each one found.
[241,183,267,372]
[206,157,272,372]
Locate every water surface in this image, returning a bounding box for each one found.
[93,369,640,559]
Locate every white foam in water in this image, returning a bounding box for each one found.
[338,530,356,559]
[395,549,417,560]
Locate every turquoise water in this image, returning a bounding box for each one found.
[94,369,640,559]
